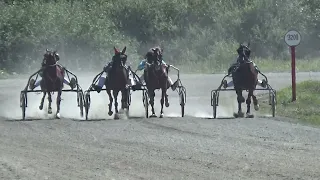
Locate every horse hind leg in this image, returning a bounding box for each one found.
[120,89,128,110]
[246,90,254,118]
[165,92,169,107]
[234,89,244,118]
[252,94,259,111]
[106,90,113,116]
[47,92,52,114]
[39,92,47,110]
[159,88,166,118]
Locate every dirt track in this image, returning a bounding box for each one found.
[1,72,320,180]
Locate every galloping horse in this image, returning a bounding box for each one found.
[39,49,65,118]
[144,47,170,118]
[231,43,260,118]
[105,47,130,118]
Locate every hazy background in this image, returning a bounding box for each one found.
[0,0,320,75]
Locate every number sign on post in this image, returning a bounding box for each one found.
[284,30,301,102]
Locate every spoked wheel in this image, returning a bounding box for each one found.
[20,92,27,120]
[211,92,217,119]
[271,91,276,117]
[179,87,186,117]
[143,90,149,118]
[84,92,91,120]
[77,91,84,118]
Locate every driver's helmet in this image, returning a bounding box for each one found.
[237,44,251,57]
[54,53,60,61]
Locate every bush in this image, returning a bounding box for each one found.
[0,0,319,73]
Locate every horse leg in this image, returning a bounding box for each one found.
[56,89,62,119]
[149,89,157,117]
[113,90,119,114]
[234,89,244,118]
[165,93,169,107]
[159,88,166,118]
[47,92,53,114]
[246,90,254,118]
[39,92,47,110]
[121,89,128,110]
[252,94,259,111]
[106,90,113,116]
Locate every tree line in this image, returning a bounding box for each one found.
[0,0,319,72]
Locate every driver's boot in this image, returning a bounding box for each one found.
[93,76,106,93]
[29,79,36,90]
[67,77,77,89]
[168,76,176,91]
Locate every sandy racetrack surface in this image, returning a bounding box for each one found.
[1,72,320,180]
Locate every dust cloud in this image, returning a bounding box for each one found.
[0,71,272,120]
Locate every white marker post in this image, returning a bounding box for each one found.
[284,30,301,102]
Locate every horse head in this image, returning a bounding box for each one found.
[43,49,59,67]
[237,43,251,63]
[112,46,127,69]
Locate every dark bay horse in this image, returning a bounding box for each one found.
[232,43,260,118]
[39,49,65,118]
[144,47,170,118]
[105,46,130,119]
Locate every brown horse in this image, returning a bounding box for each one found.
[144,47,170,118]
[232,43,260,118]
[105,46,130,119]
[38,49,65,118]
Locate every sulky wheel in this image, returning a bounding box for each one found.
[20,92,27,120]
[179,88,185,117]
[143,90,149,118]
[84,92,91,120]
[78,91,84,118]
[211,92,217,119]
[271,91,276,117]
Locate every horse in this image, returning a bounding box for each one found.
[231,43,260,118]
[144,47,170,118]
[38,49,65,119]
[105,46,130,119]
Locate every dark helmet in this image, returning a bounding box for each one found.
[237,44,251,57]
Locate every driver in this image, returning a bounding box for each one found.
[135,47,176,90]
[29,51,73,90]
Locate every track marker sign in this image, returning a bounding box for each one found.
[284,30,301,102]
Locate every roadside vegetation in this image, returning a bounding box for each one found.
[260,80,320,125]
[0,0,320,75]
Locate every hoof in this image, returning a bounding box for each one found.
[165,102,170,107]
[234,111,244,118]
[246,113,254,118]
[108,111,113,116]
[124,108,129,117]
[56,113,61,119]
[114,113,120,120]
[254,104,260,111]
[159,113,164,118]
[149,114,157,118]
[48,108,52,114]
[39,105,43,110]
